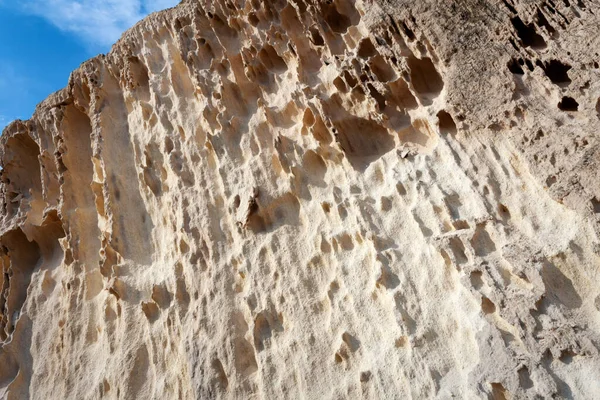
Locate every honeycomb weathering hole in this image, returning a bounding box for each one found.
[357,38,377,58]
[507,58,524,75]
[407,56,444,105]
[511,16,547,49]
[437,110,457,135]
[540,59,572,86]
[1,1,599,398]
[558,96,578,111]
[324,3,352,33]
[335,115,395,171]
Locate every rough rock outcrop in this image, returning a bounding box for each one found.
[1,0,599,398]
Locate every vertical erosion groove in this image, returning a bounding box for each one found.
[0,1,598,399]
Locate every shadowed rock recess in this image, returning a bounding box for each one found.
[1,0,600,398]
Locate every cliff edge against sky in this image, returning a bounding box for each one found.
[0,0,599,398]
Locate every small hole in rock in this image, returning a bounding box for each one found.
[518,366,534,389]
[401,21,415,41]
[248,13,259,26]
[357,38,377,58]
[470,271,484,290]
[309,26,325,46]
[324,4,352,33]
[535,10,556,36]
[558,96,578,111]
[546,175,557,187]
[437,110,457,135]
[360,371,371,383]
[367,84,386,110]
[453,220,470,230]
[511,16,546,49]
[507,58,524,75]
[591,197,600,213]
[498,203,511,218]
[369,56,395,82]
[541,59,572,86]
[481,296,496,314]
[303,108,316,127]
[525,59,534,71]
[407,56,444,104]
[343,70,358,88]
[333,76,348,92]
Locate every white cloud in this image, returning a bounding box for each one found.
[16,0,180,49]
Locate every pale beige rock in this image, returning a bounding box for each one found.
[0,0,599,398]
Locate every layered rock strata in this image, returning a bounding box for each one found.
[0,0,599,398]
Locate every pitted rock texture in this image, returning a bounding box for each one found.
[0,0,600,398]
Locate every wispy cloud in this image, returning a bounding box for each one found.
[14,0,180,49]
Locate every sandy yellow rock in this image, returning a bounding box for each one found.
[0,0,599,398]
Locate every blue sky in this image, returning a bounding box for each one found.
[0,0,179,131]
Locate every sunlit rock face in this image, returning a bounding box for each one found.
[0,0,599,398]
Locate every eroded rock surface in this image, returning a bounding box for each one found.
[0,0,599,398]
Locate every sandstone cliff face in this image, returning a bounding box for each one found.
[0,0,599,398]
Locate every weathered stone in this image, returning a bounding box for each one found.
[0,0,599,398]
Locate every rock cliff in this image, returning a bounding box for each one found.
[0,0,599,398]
